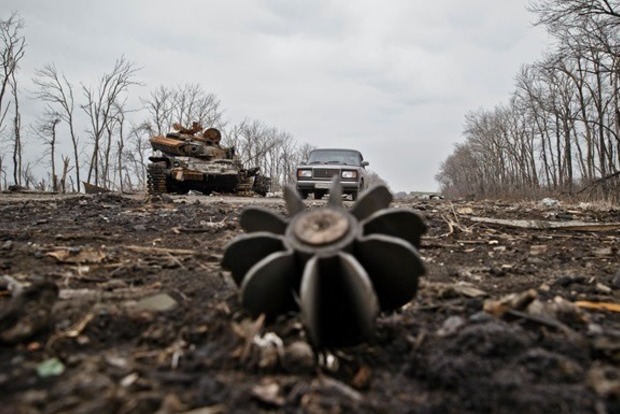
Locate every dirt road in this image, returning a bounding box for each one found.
[0,192,619,413]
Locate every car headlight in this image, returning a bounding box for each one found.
[297,169,312,178]
[341,170,357,179]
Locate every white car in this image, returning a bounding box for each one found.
[295,148,369,200]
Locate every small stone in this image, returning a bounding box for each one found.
[284,341,314,369]
[36,357,65,378]
[587,364,620,397]
[134,293,177,312]
[611,270,620,289]
[352,365,372,390]
[437,316,465,336]
[251,382,284,407]
[530,245,548,255]
[596,283,612,294]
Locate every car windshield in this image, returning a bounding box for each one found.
[307,150,362,166]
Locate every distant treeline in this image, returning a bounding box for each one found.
[436,0,620,202]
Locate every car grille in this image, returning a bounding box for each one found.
[313,168,340,179]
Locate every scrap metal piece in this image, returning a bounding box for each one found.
[361,208,427,249]
[222,179,426,347]
[283,185,305,216]
[350,185,393,221]
[240,250,299,318]
[355,234,424,311]
[221,233,285,285]
[239,207,288,235]
[301,253,379,347]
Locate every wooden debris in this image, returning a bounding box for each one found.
[123,245,197,255]
[47,247,106,264]
[469,216,620,231]
[47,312,95,349]
[575,301,620,313]
[484,289,538,317]
[83,182,112,194]
[251,381,285,407]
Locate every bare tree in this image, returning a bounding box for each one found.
[59,155,72,193]
[122,123,151,189]
[530,0,620,30]
[439,1,620,201]
[1,12,25,188]
[32,64,82,191]
[81,56,140,186]
[10,66,21,185]
[142,85,173,135]
[141,83,225,135]
[31,113,61,191]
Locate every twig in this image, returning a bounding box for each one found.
[47,312,95,349]
[469,216,620,231]
[123,245,197,255]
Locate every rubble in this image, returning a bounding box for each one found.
[0,193,618,413]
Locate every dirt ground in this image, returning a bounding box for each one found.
[0,191,619,413]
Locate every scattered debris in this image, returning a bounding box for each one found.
[36,357,65,378]
[540,197,560,208]
[469,216,620,231]
[483,289,538,317]
[82,182,112,194]
[1,191,619,413]
[251,381,285,407]
[46,246,106,264]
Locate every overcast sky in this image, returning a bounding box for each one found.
[6,0,549,192]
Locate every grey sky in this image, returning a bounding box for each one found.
[6,0,548,192]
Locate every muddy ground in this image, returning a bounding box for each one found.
[0,191,619,413]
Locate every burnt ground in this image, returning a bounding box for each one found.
[0,192,619,414]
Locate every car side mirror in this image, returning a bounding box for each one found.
[361,161,369,167]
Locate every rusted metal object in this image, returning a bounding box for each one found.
[82,182,111,194]
[147,123,270,196]
[222,178,426,347]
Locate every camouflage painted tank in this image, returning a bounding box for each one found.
[147,122,270,196]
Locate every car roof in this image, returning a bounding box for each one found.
[310,148,363,157]
[311,148,360,152]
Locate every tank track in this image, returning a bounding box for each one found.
[147,164,168,195]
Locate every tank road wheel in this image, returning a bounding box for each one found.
[252,174,271,197]
[147,164,168,195]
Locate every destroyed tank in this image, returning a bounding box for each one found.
[146,122,270,196]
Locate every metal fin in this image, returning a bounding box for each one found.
[355,234,425,312]
[300,253,379,347]
[239,207,288,235]
[350,185,393,221]
[240,250,299,318]
[361,208,427,249]
[284,184,305,216]
[221,233,285,285]
[327,176,344,209]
